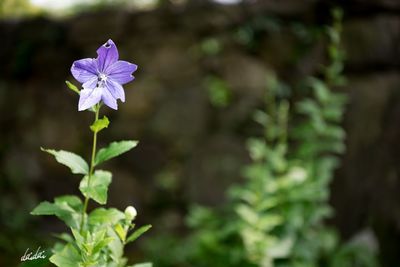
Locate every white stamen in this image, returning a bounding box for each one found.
[97,73,108,87]
[99,73,107,81]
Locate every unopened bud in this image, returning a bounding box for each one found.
[125,206,137,221]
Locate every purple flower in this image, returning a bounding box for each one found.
[71,39,137,111]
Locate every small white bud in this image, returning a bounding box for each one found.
[125,206,137,221]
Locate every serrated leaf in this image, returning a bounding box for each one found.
[95,140,138,166]
[79,170,112,205]
[65,80,80,94]
[126,225,152,244]
[90,116,110,133]
[41,148,89,175]
[31,196,82,228]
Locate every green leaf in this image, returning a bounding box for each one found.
[41,148,89,175]
[114,223,127,242]
[65,80,80,94]
[54,195,83,211]
[309,77,330,104]
[53,233,74,243]
[95,140,138,166]
[50,243,81,267]
[79,170,112,205]
[126,225,152,244]
[107,227,124,262]
[31,196,82,228]
[88,208,125,226]
[90,116,110,133]
[71,228,85,250]
[93,236,114,255]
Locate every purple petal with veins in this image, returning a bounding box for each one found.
[107,61,137,85]
[106,79,125,102]
[101,86,118,110]
[97,39,119,73]
[82,76,98,90]
[71,58,97,83]
[78,87,102,111]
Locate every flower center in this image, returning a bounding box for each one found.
[97,73,108,87]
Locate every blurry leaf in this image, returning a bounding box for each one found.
[41,148,89,175]
[268,237,293,258]
[287,166,307,183]
[95,140,138,166]
[186,205,216,228]
[205,76,231,108]
[200,38,221,56]
[323,105,344,121]
[309,77,330,104]
[236,204,259,225]
[322,125,346,140]
[126,225,152,244]
[243,163,269,182]
[90,116,109,133]
[79,170,112,205]
[265,144,287,172]
[296,98,319,116]
[247,138,266,161]
[253,110,268,126]
[257,214,284,232]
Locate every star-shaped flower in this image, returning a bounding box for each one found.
[71,39,137,111]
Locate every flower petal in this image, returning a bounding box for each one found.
[97,39,119,72]
[101,86,118,110]
[107,60,137,85]
[82,75,98,90]
[78,87,102,111]
[71,58,98,83]
[106,79,125,102]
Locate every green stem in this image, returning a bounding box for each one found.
[80,104,100,232]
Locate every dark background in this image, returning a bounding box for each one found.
[0,0,399,266]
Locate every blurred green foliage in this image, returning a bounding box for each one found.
[0,0,162,19]
[205,75,231,108]
[0,0,39,19]
[145,8,379,267]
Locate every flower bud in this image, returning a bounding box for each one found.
[125,206,137,221]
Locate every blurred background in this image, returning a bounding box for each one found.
[0,0,399,266]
